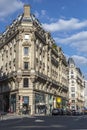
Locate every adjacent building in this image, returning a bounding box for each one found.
[84,80,87,109]
[0,5,68,115]
[68,58,85,112]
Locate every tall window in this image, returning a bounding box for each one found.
[71,75,74,78]
[71,87,75,92]
[23,78,29,87]
[24,62,29,70]
[71,70,73,74]
[24,47,29,55]
[71,94,75,97]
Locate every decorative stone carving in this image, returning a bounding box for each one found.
[22,41,31,46]
[23,57,29,60]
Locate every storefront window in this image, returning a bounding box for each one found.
[22,96,29,114]
[35,93,46,114]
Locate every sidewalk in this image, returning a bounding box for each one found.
[0,113,33,121]
[0,112,48,121]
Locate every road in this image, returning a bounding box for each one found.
[0,115,87,130]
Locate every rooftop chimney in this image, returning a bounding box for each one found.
[24,5,30,18]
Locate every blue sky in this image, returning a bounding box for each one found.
[0,0,87,79]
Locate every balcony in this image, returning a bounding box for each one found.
[36,71,48,81]
[35,31,46,45]
[52,49,58,57]
[0,71,16,82]
[51,56,58,67]
[22,70,30,76]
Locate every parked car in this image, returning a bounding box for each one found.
[59,108,66,115]
[0,111,7,115]
[66,109,72,115]
[52,108,61,115]
[84,109,87,115]
[72,110,81,116]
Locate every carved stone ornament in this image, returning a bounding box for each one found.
[23,57,29,60]
[22,41,31,46]
[31,34,35,41]
[30,75,37,83]
[30,77,35,83]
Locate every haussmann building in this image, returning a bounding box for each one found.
[0,5,69,115]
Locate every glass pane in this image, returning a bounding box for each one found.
[24,47,28,55]
[24,62,28,69]
[23,78,28,87]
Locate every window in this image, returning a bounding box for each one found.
[71,94,75,97]
[71,80,74,83]
[71,70,73,74]
[71,87,75,92]
[72,100,75,103]
[24,34,29,40]
[23,96,29,104]
[24,47,29,55]
[71,106,75,109]
[24,62,29,70]
[71,75,74,78]
[23,78,29,87]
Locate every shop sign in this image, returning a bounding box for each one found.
[56,97,62,103]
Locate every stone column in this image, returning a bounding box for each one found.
[30,32,35,70]
[45,94,49,115]
[16,69,22,114]
[29,77,35,115]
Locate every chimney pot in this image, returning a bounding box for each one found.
[24,5,30,18]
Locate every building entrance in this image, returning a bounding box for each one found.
[10,94,16,113]
[0,93,9,112]
[35,93,46,114]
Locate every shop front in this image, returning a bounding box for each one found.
[56,97,62,108]
[48,95,53,113]
[35,93,46,114]
[10,94,16,113]
[22,96,29,114]
[56,97,67,109]
[0,93,9,112]
[62,98,67,110]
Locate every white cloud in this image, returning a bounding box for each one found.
[41,10,46,16]
[71,55,87,66]
[35,10,46,18]
[42,18,87,32]
[71,55,87,79]
[65,53,87,67]
[34,11,39,18]
[55,31,87,43]
[0,0,24,18]
[34,10,57,22]
[55,31,87,53]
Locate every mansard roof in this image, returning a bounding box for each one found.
[76,67,82,76]
[68,57,75,66]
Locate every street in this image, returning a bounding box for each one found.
[0,115,87,130]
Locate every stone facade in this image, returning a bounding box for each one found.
[68,58,85,112]
[0,5,68,115]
